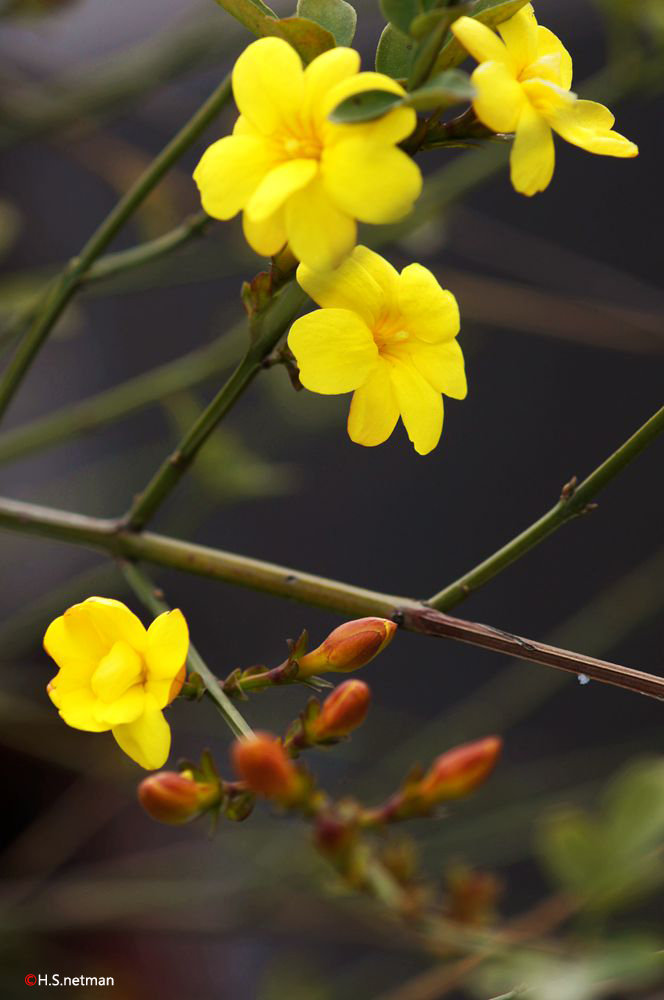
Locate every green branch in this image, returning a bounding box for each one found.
[429,405,664,610]
[0,319,245,467]
[1,495,662,701]
[119,560,253,740]
[123,279,308,530]
[0,75,232,424]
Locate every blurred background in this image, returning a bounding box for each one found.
[0,0,663,997]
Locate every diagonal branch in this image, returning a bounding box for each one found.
[0,496,662,701]
[429,404,664,610]
[119,559,253,740]
[122,279,307,530]
[0,75,232,424]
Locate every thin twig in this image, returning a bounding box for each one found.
[0,74,232,423]
[429,405,664,610]
[118,559,253,740]
[122,279,308,530]
[0,497,662,701]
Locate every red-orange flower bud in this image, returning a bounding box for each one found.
[311,679,371,741]
[138,770,220,825]
[417,737,502,804]
[232,732,299,802]
[297,618,396,677]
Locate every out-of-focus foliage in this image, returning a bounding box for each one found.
[537,757,664,913]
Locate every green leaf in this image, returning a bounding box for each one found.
[296,0,357,46]
[276,16,337,61]
[537,757,664,914]
[537,807,603,896]
[213,0,278,35]
[407,67,474,109]
[329,68,474,123]
[434,0,531,71]
[603,757,664,857]
[328,88,403,123]
[375,22,416,78]
[379,0,424,36]
[212,0,335,62]
[407,6,467,89]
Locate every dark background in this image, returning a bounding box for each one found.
[0,0,662,997]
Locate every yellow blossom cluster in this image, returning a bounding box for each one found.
[193,5,636,455]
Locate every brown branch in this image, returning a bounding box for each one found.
[0,496,662,701]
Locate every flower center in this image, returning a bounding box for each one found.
[373,320,410,354]
[278,128,323,162]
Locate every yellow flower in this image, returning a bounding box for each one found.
[452,4,638,196]
[288,246,466,456]
[193,38,422,270]
[44,597,189,770]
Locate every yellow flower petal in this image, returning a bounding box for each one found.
[112,693,171,770]
[284,176,356,270]
[497,4,537,70]
[352,246,400,305]
[521,78,575,118]
[243,208,287,258]
[304,46,361,125]
[90,640,143,702]
[547,99,638,157]
[193,135,274,220]
[288,308,378,394]
[43,614,101,679]
[451,16,512,66]
[79,597,148,653]
[232,37,304,135]
[408,339,468,399]
[387,357,444,456]
[529,26,573,89]
[57,688,111,733]
[94,684,145,727]
[296,246,386,326]
[397,264,460,344]
[347,360,399,447]
[145,609,189,684]
[510,103,555,196]
[471,61,525,134]
[246,158,318,222]
[322,139,422,224]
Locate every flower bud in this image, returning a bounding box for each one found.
[417,737,502,804]
[138,770,221,825]
[297,618,396,677]
[310,680,371,741]
[231,732,299,802]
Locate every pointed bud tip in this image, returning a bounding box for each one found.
[419,736,502,803]
[298,617,397,676]
[311,679,371,741]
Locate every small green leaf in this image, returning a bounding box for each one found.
[296,0,357,46]
[213,0,278,35]
[379,0,422,36]
[407,68,474,109]
[407,6,468,89]
[329,88,403,124]
[276,16,336,61]
[213,0,335,61]
[375,22,416,79]
[434,0,530,71]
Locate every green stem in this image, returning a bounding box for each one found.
[119,559,253,740]
[0,320,246,467]
[1,496,663,701]
[429,405,664,610]
[0,74,231,424]
[123,279,307,530]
